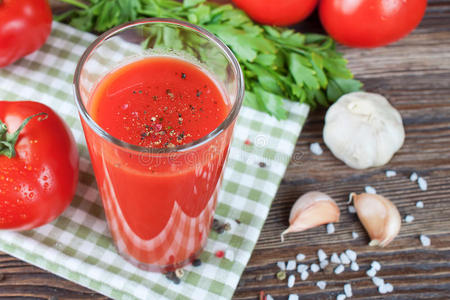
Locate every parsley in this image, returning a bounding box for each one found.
[56,0,362,119]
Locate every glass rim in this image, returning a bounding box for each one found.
[73,18,245,154]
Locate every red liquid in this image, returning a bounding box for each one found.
[83,57,232,270]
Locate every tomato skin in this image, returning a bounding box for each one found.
[0,101,79,230]
[232,0,318,26]
[0,0,52,68]
[319,0,427,48]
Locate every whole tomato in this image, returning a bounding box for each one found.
[0,0,53,67]
[319,0,427,48]
[0,101,79,230]
[232,0,319,26]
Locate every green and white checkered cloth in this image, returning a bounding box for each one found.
[0,22,308,300]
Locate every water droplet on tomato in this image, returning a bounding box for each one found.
[29,192,34,199]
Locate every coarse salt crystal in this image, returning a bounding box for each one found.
[344,283,353,297]
[277,261,286,270]
[366,268,377,277]
[336,294,346,300]
[365,186,377,194]
[352,231,359,239]
[420,234,431,247]
[310,142,323,155]
[300,270,309,281]
[340,253,351,265]
[350,261,359,271]
[416,201,424,208]
[334,264,345,275]
[404,215,415,223]
[318,249,327,261]
[327,223,335,234]
[372,277,384,287]
[371,261,381,271]
[316,280,327,290]
[418,177,428,191]
[266,295,274,300]
[320,259,329,269]
[288,294,299,300]
[310,263,320,273]
[386,170,397,177]
[385,283,394,293]
[345,249,357,262]
[331,253,341,264]
[288,274,295,288]
[297,264,308,273]
[348,205,356,213]
[410,172,418,182]
[225,249,235,261]
[286,259,297,271]
[378,284,388,294]
[296,253,306,261]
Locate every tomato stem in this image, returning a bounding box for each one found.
[0,113,48,159]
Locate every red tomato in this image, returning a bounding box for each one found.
[0,0,52,67]
[319,0,427,48]
[0,101,79,230]
[232,0,319,26]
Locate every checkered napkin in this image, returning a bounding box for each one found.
[0,22,309,300]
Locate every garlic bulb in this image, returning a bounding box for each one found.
[351,193,401,247]
[281,191,340,242]
[323,92,405,169]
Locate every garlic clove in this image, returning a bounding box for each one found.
[281,191,340,242]
[351,193,401,247]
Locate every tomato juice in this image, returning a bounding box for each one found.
[83,56,233,271]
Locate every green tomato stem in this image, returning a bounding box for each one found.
[0,113,48,159]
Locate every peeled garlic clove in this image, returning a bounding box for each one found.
[351,193,401,247]
[281,191,340,242]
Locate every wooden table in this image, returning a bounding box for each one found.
[1,0,449,299]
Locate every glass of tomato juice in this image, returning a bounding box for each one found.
[73,19,244,272]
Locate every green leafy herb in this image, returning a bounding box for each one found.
[56,0,362,119]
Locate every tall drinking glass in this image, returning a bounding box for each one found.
[73,19,244,272]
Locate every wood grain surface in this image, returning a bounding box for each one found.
[1,0,450,299]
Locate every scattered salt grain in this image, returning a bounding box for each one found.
[345,249,357,262]
[266,294,274,300]
[288,274,296,288]
[372,277,384,287]
[297,264,308,273]
[277,261,286,271]
[386,170,397,177]
[320,259,329,269]
[348,205,356,213]
[404,215,415,223]
[420,234,431,247]
[378,284,388,294]
[327,223,335,234]
[331,253,341,264]
[365,186,377,194]
[352,231,359,239]
[350,261,359,271]
[288,294,299,300]
[225,249,235,261]
[318,249,328,261]
[296,253,306,261]
[418,177,428,191]
[334,264,345,275]
[366,268,377,277]
[300,270,309,281]
[410,172,418,182]
[336,294,346,300]
[371,261,381,271]
[340,253,351,265]
[344,283,353,297]
[385,283,394,293]
[286,260,297,271]
[310,142,323,155]
[316,280,327,290]
[416,201,424,208]
[310,263,320,273]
